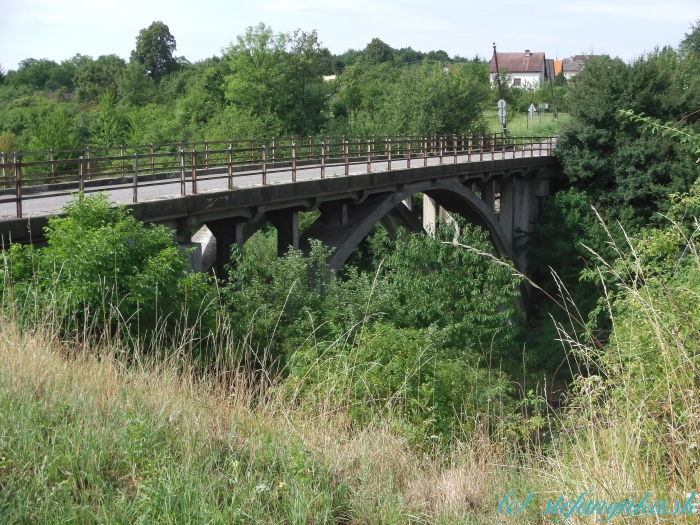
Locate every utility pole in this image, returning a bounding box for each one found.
[548,59,558,118]
[492,42,507,134]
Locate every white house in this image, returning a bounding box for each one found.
[489,50,547,88]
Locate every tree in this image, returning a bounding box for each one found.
[90,91,124,146]
[681,19,700,56]
[28,106,79,152]
[0,64,5,85]
[130,22,178,82]
[224,23,288,118]
[284,29,331,133]
[75,55,126,103]
[364,38,394,66]
[117,61,156,106]
[379,62,490,135]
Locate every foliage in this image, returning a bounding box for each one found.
[3,194,212,343]
[27,106,80,152]
[364,38,394,66]
[130,22,178,82]
[74,55,126,103]
[90,91,125,147]
[681,19,700,57]
[379,62,490,135]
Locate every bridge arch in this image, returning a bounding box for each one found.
[299,178,518,272]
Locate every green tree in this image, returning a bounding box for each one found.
[117,61,156,106]
[284,29,331,134]
[380,62,490,135]
[74,55,126,103]
[224,23,288,119]
[5,193,212,342]
[90,91,124,146]
[28,106,79,152]
[681,19,700,56]
[364,38,394,66]
[130,22,178,82]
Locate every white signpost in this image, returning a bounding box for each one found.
[528,103,537,129]
[498,99,507,127]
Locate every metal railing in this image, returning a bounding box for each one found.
[0,134,555,218]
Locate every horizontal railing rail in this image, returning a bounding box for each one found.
[0,134,556,218]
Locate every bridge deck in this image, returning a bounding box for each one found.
[0,137,557,246]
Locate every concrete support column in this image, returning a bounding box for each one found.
[318,201,348,227]
[498,178,514,244]
[479,180,496,213]
[268,209,299,256]
[206,218,245,279]
[403,197,412,211]
[178,242,202,273]
[423,194,437,235]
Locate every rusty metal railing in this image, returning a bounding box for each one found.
[0,134,555,218]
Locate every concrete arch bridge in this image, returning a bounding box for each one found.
[0,134,559,280]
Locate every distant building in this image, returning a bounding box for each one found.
[323,74,337,82]
[561,55,598,79]
[489,50,548,88]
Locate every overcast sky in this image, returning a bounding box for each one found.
[1,0,697,70]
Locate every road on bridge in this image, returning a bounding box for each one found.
[0,142,552,219]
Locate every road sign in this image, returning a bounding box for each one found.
[497,99,506,109]
[498,108,506,118]
[528,103,537,119]
[499,115,506,125]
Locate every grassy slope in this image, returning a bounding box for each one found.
[0,324,526,524]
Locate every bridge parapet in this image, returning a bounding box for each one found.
[0,135,559,287]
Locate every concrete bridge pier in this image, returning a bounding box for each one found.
[205,218,246,279]
[267,209,299,257]
[423,194,438,235]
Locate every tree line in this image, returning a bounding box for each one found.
[0,22,492,154]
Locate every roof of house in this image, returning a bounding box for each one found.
[561,57,581,73]
[554,60,563,76]
[489,51,545,74]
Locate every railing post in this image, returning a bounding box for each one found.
[227,142,233,190]
[179,148,186,196]
[48,149,55,184]
[371,135,375,156]
[78,155,84,193]
[479,136,484,161]
[439,136,443,165]
[423,136,427,167]
[367,140,371,173]
[468,136,472,162]
[320,142,325,178]
[204,141,209,170]
[407,138,411,169]
[150,143,155,174]
[453,135,457,163]
[344,139,349,175]
[261,145,267,185]
[14,155,22,218]
[292,141,297,182]
[133,153,138,203]
[0,152,4,187]
[272,137,276,163]
[308,137,312,160]
[85,146,91,179]
[530,136,534,157]
[250,139,254,164]
[502,134,506,160]
[120,145,125,178]
[191,150,198,194]
[387,138,392,170]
